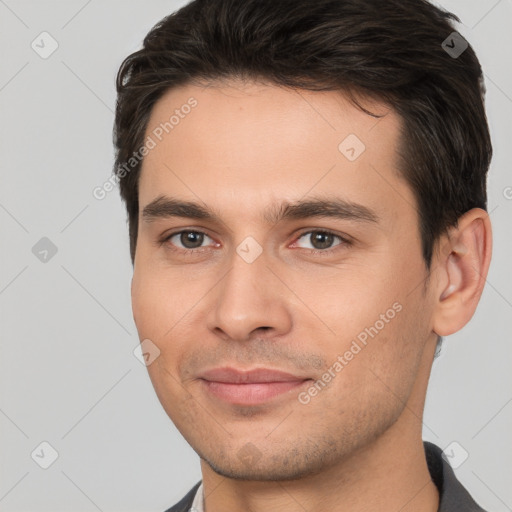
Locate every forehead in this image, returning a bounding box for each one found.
[138,80,413,228]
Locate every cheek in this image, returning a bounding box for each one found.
[303,267,402,346]
[131,271,160,339]
[131,269,193,409]
[314,268,427,397]
[321,319,421,427]
[131,265,190,339]
[359,292,430,404]
[131,266,212,377]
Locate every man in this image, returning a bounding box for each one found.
[113,0,493,510]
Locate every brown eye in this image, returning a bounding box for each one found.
[165,230,213,250]
[180,231,204,249]
[295,230,344,251]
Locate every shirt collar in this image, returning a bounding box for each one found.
[190,482,204,512]
[424,441,486,511]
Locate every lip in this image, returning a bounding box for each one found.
[199,367,311,405]
[200,367,307,384]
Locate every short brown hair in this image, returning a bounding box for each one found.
[113,0,492,268]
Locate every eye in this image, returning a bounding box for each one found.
[293,230,348,252]
[163,230,216,250]
[159,228,351,255]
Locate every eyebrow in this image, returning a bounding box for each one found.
[141,195,380,225]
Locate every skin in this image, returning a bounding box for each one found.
[131,80,492,512]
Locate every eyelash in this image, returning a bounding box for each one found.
[158,229,352,256]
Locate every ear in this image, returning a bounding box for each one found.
[432,208,492,337]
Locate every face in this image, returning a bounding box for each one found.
[131,80,438,480]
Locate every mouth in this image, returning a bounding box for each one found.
[198,367,312,406]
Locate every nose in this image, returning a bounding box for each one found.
[206,248,293,342]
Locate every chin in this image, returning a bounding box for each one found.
[198,444,336,482]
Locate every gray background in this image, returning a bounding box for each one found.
[1,1,511,511]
